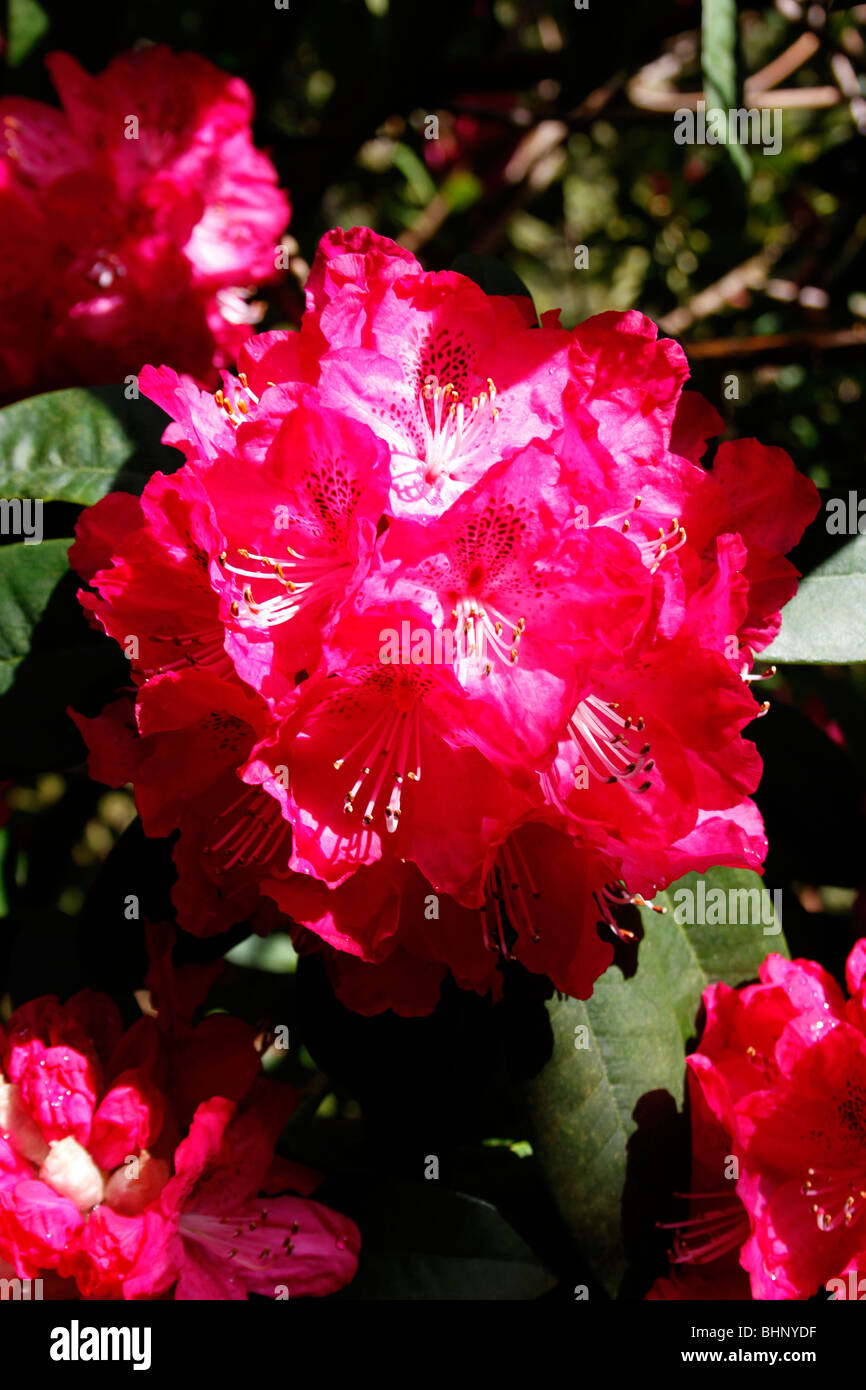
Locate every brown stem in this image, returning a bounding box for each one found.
[681,326,866,361]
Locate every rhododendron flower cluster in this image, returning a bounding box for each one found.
[0,46,289,401]
[650,938,866,1301]
[72,226,819,1017]
[0,950,359,1300]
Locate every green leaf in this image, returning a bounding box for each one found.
[339,1182,556,1300]
[391,142,438,204]
[451,252,535,303]
[763,534,866,664]
[225,932,299,973]
[441,169,483,213]
[701,0,751,183]
[522,866,785,1296]
[0,538,127,773]
[0,539,72,697]
[0,386,180,507]
[7,0,49,67]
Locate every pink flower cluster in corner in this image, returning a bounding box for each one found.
[0,46,290,401]
[71,226,819,1018]
[649,938,866,1300]
[0,939,359,1300]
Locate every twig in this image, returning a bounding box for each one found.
[628,26,843,111]
[398,78,618,256]
[398,193,452,254]
[681,325,866,361]
[659,236,794,335]
[629,83,842,111]
[745,32,821,94]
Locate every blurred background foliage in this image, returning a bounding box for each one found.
[1,0,865,1299]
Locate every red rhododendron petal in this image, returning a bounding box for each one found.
[68,225,819,1015]
[0,47,289,400]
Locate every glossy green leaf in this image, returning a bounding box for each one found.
[522,866,785,1295]
[0,538,126,772]
[764,535,866,664]
[0,385,179,507]
[0,538,72,697]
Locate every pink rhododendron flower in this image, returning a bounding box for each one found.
[0,47,289,400]
[72,226,819,1016]
[650,940,866,1300]
[0,986,359,1299]
[363,441,653,762]
[268,817,618,1014]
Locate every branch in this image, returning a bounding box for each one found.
[681,325,866,362]
[659,236,794,335]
